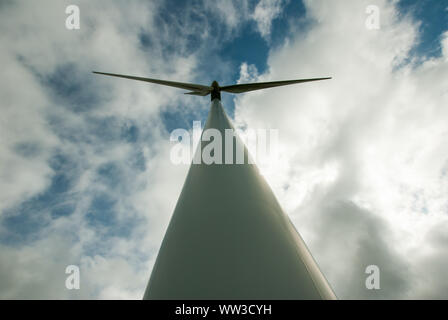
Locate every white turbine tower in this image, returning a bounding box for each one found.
[93,71,336,300]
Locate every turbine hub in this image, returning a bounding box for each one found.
[211,80,221,101]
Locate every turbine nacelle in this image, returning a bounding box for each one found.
[211,80,221,101]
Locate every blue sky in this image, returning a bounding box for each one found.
[397,0,448,58]
[0,0,448,299]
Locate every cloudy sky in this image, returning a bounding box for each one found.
[0,0,447,299]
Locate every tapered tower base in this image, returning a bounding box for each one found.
[144,99,336,300]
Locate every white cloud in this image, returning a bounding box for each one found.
[234,0,448,298]
[251,0,284,39]
[0,53,59,213]
[237,62,260,84]
[203,0,286,40]
[204,0,249,32]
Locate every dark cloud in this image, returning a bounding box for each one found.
[411,222,448,299]
[305,199,412,299]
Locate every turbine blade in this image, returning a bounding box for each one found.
[184,91,210,96]
[93,71,212,93]
[220,77,332,94]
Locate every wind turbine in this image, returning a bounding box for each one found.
[93,71,336,300]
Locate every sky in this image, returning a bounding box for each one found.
[0,0,447,299]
